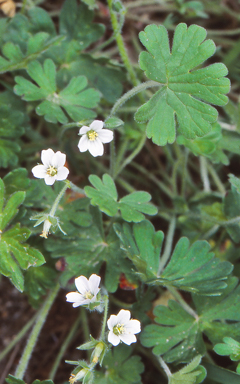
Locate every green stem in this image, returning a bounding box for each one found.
[167,286,198,319]
[49,311,82,381]
[207,163,226,195]
[69,181,86,195]
[157,216,176,276]
[50,182,69,217]
[0,314,37,362]
[110,139,116,178]
[158,356,172,379]
[100,295,109,341]
[181,148,189,198]
[200,157,211,192]
[107,0,138,87]
[114,134,146,178]
[110,81,160,116]
[15,283,60,380]
[80,307,91,360]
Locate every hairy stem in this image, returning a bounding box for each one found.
[100,295,109,341]
[157,216,176,276]
[15,283,60,380]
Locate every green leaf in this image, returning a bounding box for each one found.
[115,223,233,295]
[25,265,58,307]
[56,54,125,103]
[0,33,63,74]
[0,179,45,292]
[140,300,205,363]
[0,102,26,168]
[114,220,164,279]
[6,375,54,384]
[203,362,240,384]
[229,174,240,194]
[85,174,157,223]
[95,344,144,384]
[224,186,240,242]
[14,59,100,123]
[160,237,233,295]
[169,355,206,384]
[177,123,229,165]
[135,23,230,146]
[214,337,240,361]
[59,0,105,49]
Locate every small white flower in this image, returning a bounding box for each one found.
[107,309,141,346]
[66,274,101,308]
[78,120,113,157]
[32,148,69,186]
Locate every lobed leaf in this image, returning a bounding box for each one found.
[169,355,206,384]
[14,59,100,124]
[85,174,157,223]
[135,23,230,146]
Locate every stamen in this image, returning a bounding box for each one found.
[46,165,57,176]
[87,129,98,141]
[113,323,125,336]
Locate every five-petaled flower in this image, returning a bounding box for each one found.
[107,309,141,346]
[66,274,101,308]
[32,148,69,185]
[78,120,113,157]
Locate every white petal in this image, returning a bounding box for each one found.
[90,120,103,132]
[44,174,56,185]
[107,314,117,330]
[52,151,66,168]
[75,276,90,294]
[116,309,131,325]
[79,126,90,135]
[120,333,137,345]
[98,129,113,144]
[108,331,120,346]
[78,135,89,152]
[41,148,54,166]
[66,292,83,304]
[89,274,101,294]
[88,139,104,157]
[32,164,46,179]
[56,166,69,181]
[125,319,141,334]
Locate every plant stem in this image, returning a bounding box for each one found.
[200,157,211,192]
[15,283,60,380]
[110,81,160,116]
[49,311,82,381]
[100,295,109,340]
[114,134,146,178]
[50,182,69,217]
[158,356,172,379]
[0,314,37,362]
[110,139,116,178]
[107,0,138,87]
[157,216,176,276]
[207,163,226,195]
[167,286,198,319]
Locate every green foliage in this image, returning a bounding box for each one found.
[114,221,233,295]
[85,174,157,222]
[169,355,206,384]
[141,277,240,363]
[95,344,144,384]
[0,179,45,292]
[177,123,229,165]
[224,186,240,242]
[135,23,230,146]
[229,174,240,194]
[0,32,62,73]
[14,59,100,124]
[214,337,240,374]
[6,375,54,384]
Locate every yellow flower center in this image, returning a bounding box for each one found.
[84,291,94,300]
[113,323,125,336]
[87,129,98,141]
[46,165,57,176]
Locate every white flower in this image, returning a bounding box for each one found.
[78,120,113,157]
[107,309,141,346]
[32,148,69,185]
[40,219,52,239]
[66,274,101,308]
